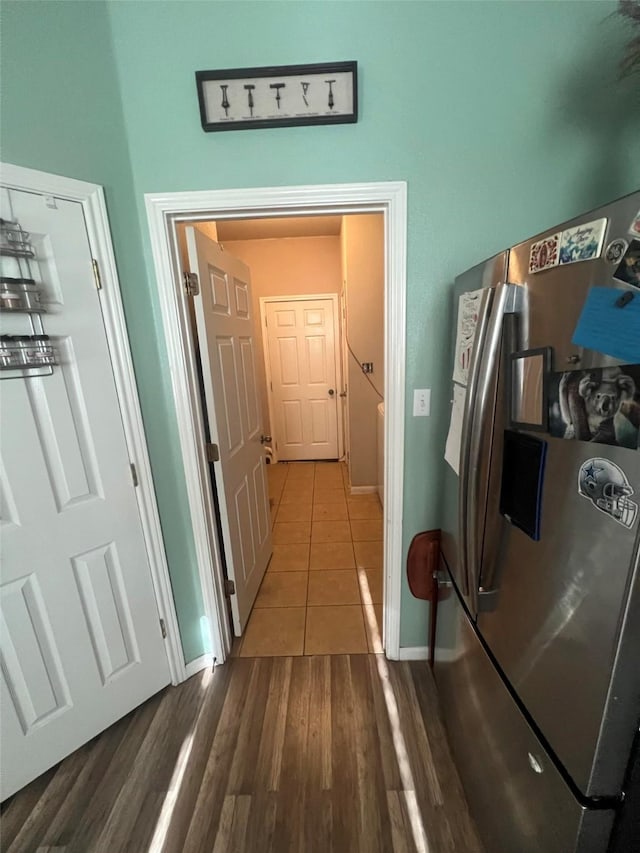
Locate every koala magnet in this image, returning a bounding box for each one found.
[578,458,638,529]
[548,365,640,450]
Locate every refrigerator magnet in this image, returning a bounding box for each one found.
[500,431,548,541]
[613,239,640,289]
[509,347,551,431]
[604,238,628,265]
[578,458,638,529]
[629,209,640,239]
[572,287,640,364]
[548,365,640,450]
[558,218,607,266]
[529,233,561,274]
[452,289,483,386]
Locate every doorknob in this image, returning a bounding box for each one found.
[328,389,335,396]
[260,434,272,443]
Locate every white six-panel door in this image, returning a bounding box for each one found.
[264,297,339,461]
[0,188,170,799]
[185,228,272,635]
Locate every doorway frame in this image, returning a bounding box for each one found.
[260,293,344,464]
[145,181,407,663]
[1,162,185,684]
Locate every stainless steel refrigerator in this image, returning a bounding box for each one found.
[435,191,640,853]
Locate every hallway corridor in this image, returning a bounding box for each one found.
[238,462,384,657]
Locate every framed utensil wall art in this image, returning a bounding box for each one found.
[195,62,357,131]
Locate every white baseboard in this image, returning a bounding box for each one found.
[398,646,430,660]
[184,653,215,678]
[398,646,459,662]
[350,485,378,495]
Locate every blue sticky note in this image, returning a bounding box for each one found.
[572,287,640,363]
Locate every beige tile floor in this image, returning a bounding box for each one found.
[238,461,384,657]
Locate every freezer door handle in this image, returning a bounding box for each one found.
[465,282,514,612]
[458,286,494,599]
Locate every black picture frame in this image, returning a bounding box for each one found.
[195,62,358,132]
[500,430,548,541]
[509,346,552,432]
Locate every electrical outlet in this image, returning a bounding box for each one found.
[361,362,374,374]
[413,388,431,417]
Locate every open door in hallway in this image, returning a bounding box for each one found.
[185,228,272,634]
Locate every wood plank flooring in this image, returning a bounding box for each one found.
[1,655,484,853]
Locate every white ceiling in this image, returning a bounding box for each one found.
[215,215,343,242]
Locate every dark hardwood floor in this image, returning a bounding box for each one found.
[1,655,483,853]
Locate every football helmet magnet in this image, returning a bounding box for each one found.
[578,457,638,529]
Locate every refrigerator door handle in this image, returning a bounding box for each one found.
[458,286,494,598]
[475,310,519,598]
[465,282,515,613]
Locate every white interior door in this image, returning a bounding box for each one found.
[264,297,339,461]
[0,188,170,800]
[185,228,271,635]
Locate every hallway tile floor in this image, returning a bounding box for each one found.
[237,462,384,657]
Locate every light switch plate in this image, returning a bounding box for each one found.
[413,388,431,417]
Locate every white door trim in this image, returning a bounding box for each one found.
[145,181,407,664]
[340,289,350,471]
[0,162,186,685]
[260,293,343,464]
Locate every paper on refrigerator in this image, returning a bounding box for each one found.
[453,289,483,386]
[445,384,466,476]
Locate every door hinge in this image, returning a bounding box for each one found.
[183,272,199,296]
[270,381,273,391]
[130,463,139,487]
[206,442,220,462]
[92,258,102,291]
[224,578,235,597]
[265,316,268,327]
[159,618,167,639]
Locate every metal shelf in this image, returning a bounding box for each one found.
[0,279,46,313]
[0,247,36,259]
[0,218,36,259]
[0,218,57,379]
[0,308,57,380]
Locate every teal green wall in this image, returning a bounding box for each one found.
[3,1,639,653]
[0,0,205,662]
[105,0,640,648]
